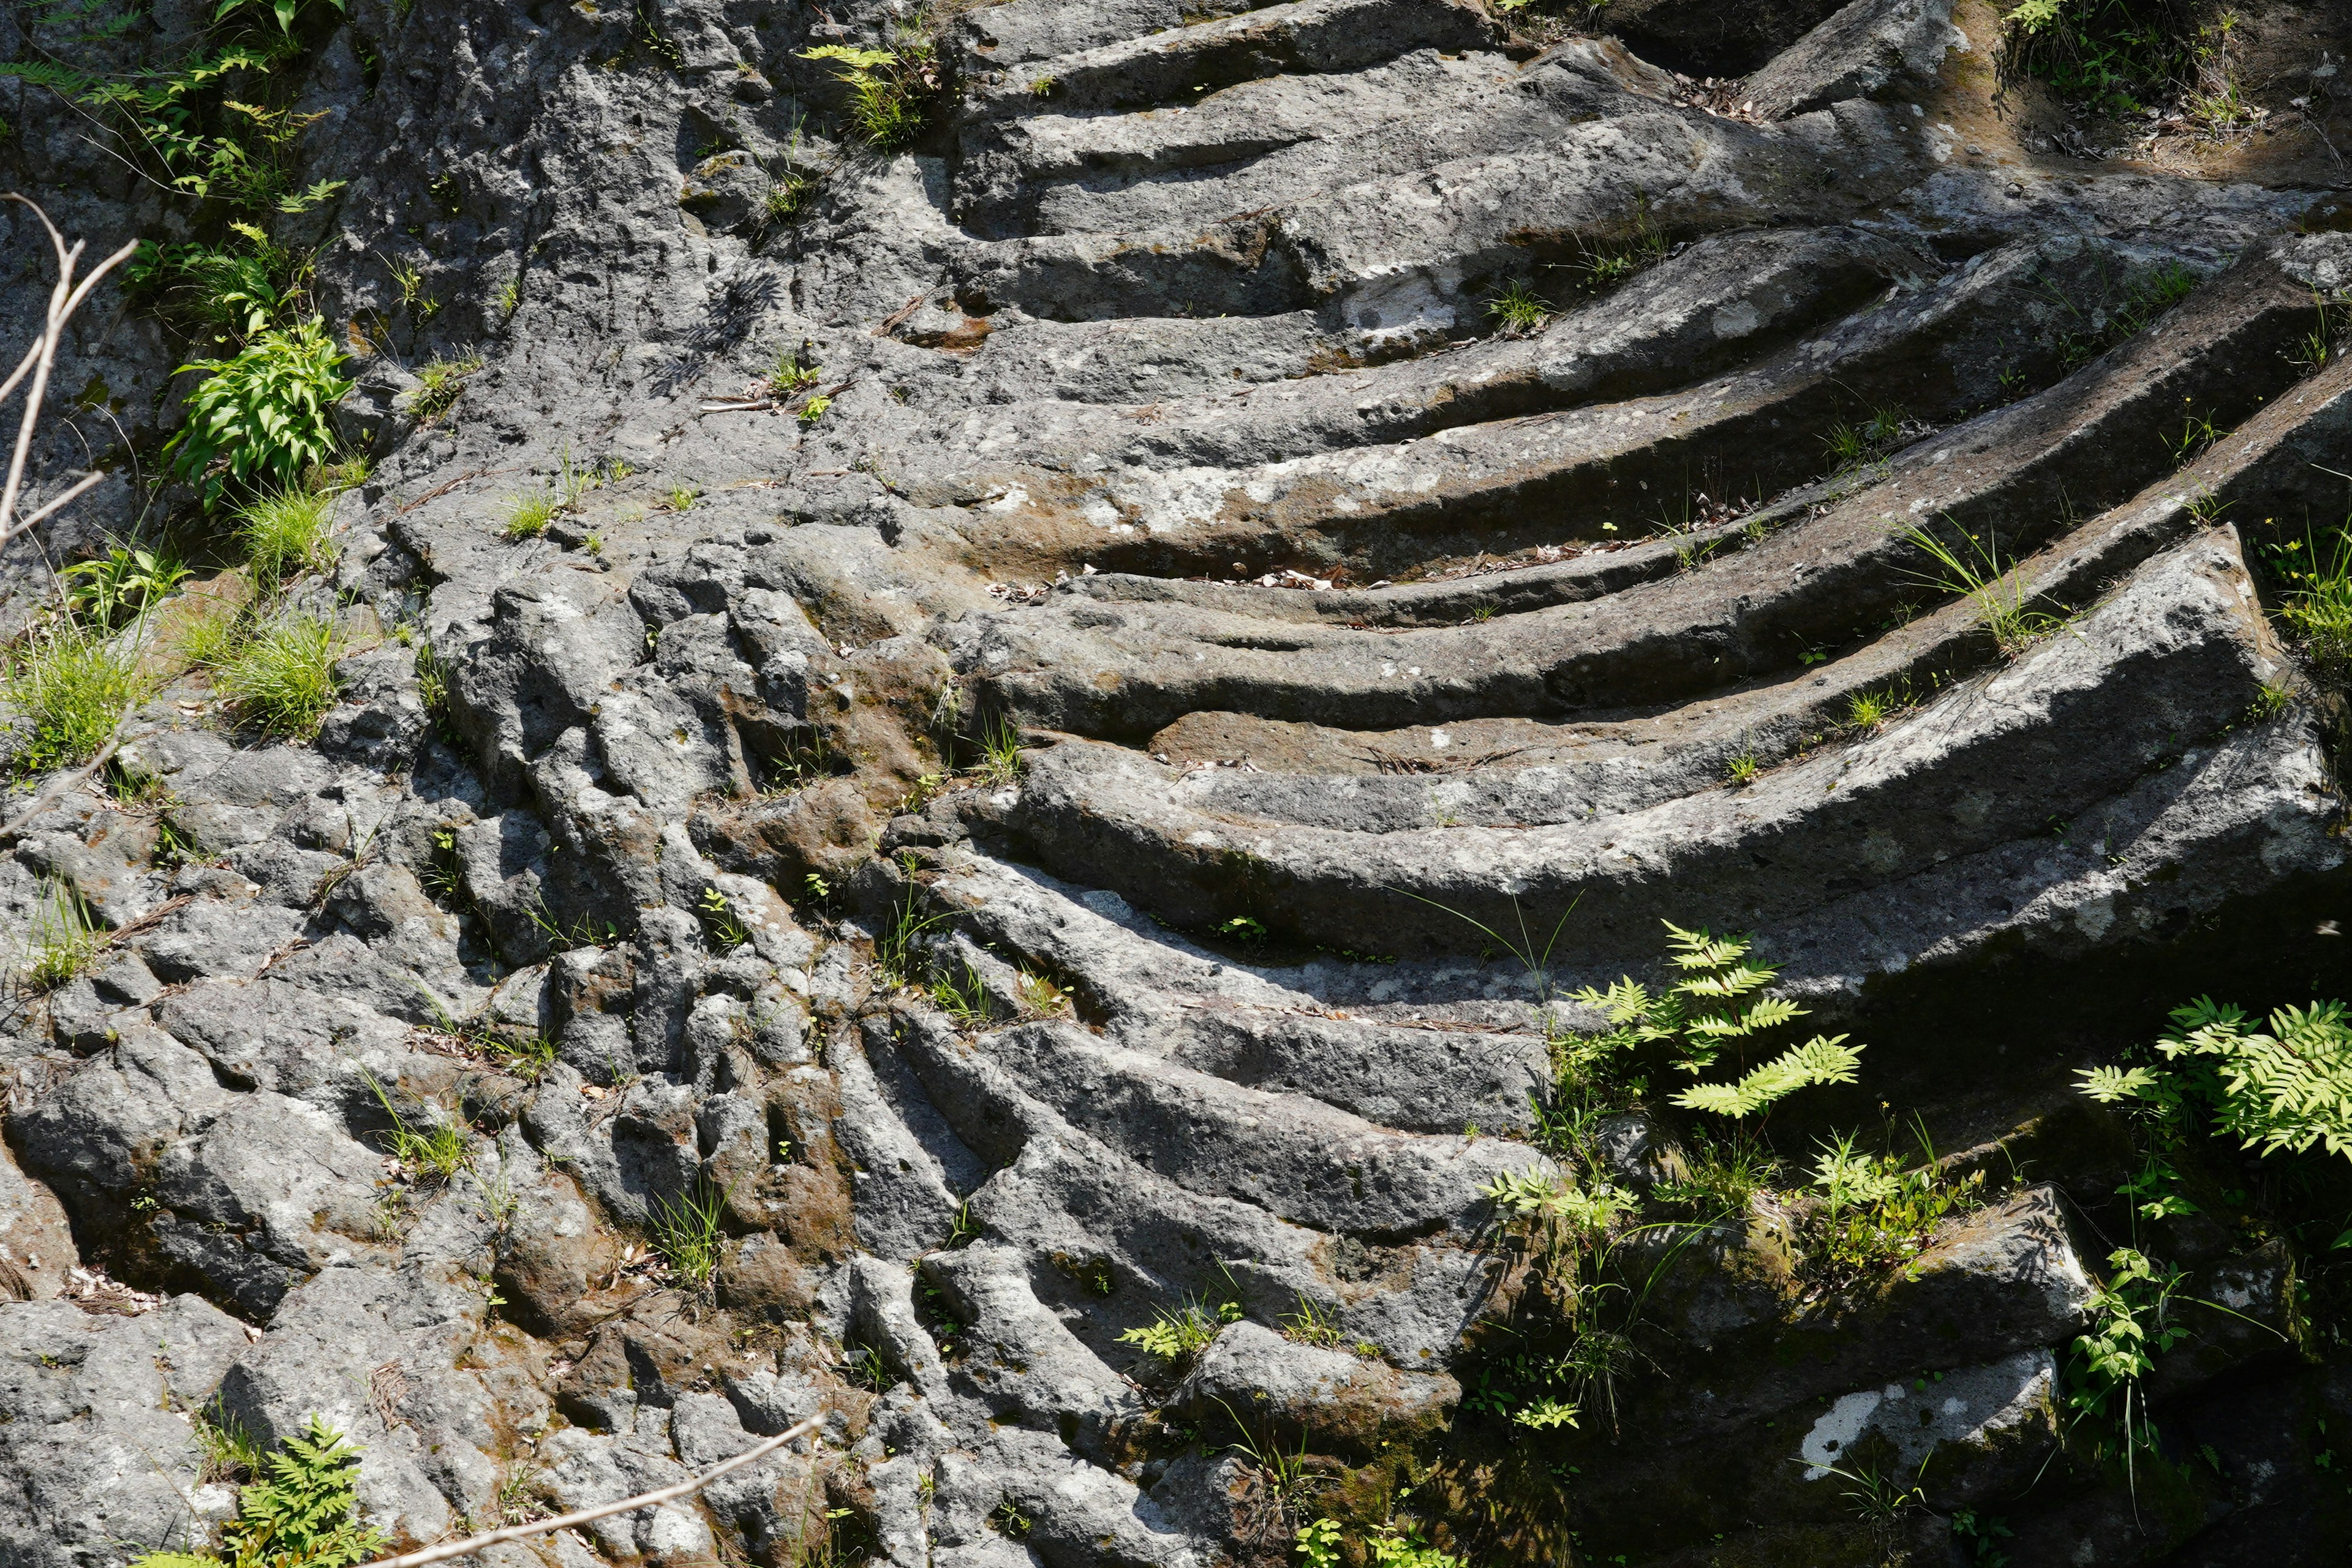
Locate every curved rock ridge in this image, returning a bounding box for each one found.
[3,0,2351,1562]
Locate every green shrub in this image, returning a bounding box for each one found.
[2,616,146,772]
[131,1414,385,1568]
[216,614,338,737]
[2001,0,2188,116]
[235,487,336,585]
[165,317,352,507]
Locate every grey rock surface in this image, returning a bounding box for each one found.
[3,0,2351,1562]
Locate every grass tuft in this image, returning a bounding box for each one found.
[3,617,146,774]
[649,1180,728,1286]
[216,614,339,737]
[15,877,108,992]
[236,486,337,586]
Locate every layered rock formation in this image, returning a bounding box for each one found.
[4,0,2351,1563]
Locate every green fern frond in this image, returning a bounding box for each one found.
[1671,1035,1864,1119]
[2078,1065,2162,1104]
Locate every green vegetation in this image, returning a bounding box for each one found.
[235,487,336,584]
[1299,1517,1466,1568]
[408,349,484,423]
[165,317,352,506]
[3,615,148,772]
[2000,0,2192,118]
[1901,523,2068,656]
[363,1069,472,1183]
[1723,748,1761,786]
[1803,1128,1986,1286]
[61,545,190,629]
[1823,406,1911,474]
[800,40,940,148]
[502,491,556,539]
[216,614,338,737]
[1486,279,1551,334]
[1569,192,1668,292]
[798,393,833,424]
[15,877,108,993]
[968,712,1025,785]
[1118,1294,1241,1370]
[650,1180,728,1286]
[2267,524,2352,678]
[1569,922,1866,1121]
[131,1415,384,1568]
[2038,257,2198,371]
[2082,996,2352,1166]
[697,885,752,951]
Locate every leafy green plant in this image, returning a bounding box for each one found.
[697,885,752,951]
[407,349,483,423]
[2082,996,2352,1165]
[129,222,301,341]
[1805,1129,1985,1283]
[1901,522,2068,656]
[800,41,939,148]
[131,1414,384,1568]
[61,545,190,628]
[216,613,337,737]
[15,876,108,992]
[3,615,147,772]
[1724,748,1760,785]
[798,393,833,425]
[649,1180,728,1286]
[1298,1518,1464,1568]
[2268,524,2352,678]
[2001,0,2191,117]
[2065,1245,2189,1482]
[165,317,352,506]
[1570,922,1866,1120]
[235,487,336,584]
[1118,1294,1240,1370]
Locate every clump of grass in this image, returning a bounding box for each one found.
[502,491,557,540]
[60,543,189,629]
[16,877,108,992]
[1724,749,1761,786]
[486,1033,558,1081]
[216,613,339,737]
[1487,279,1552,334]
[1654,1126,1783,1216]
[649,1180,728,1287]
[3,616,147,774]
[1572,192,1669,292]
[665,484,697,511]
[1823,406,1910,474]
[929,959,993,1027]
[1900,523,2068,657]
[407,349,484,423]
[1844,684,1909,734]
[968,712,1023,785]
[363,1069,473,1183]
[236,486,337,585]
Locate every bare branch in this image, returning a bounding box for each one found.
[354,1414,824,1568]
[0,194,141,552]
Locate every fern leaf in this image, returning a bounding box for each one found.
[2077,1065,2161,1104]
